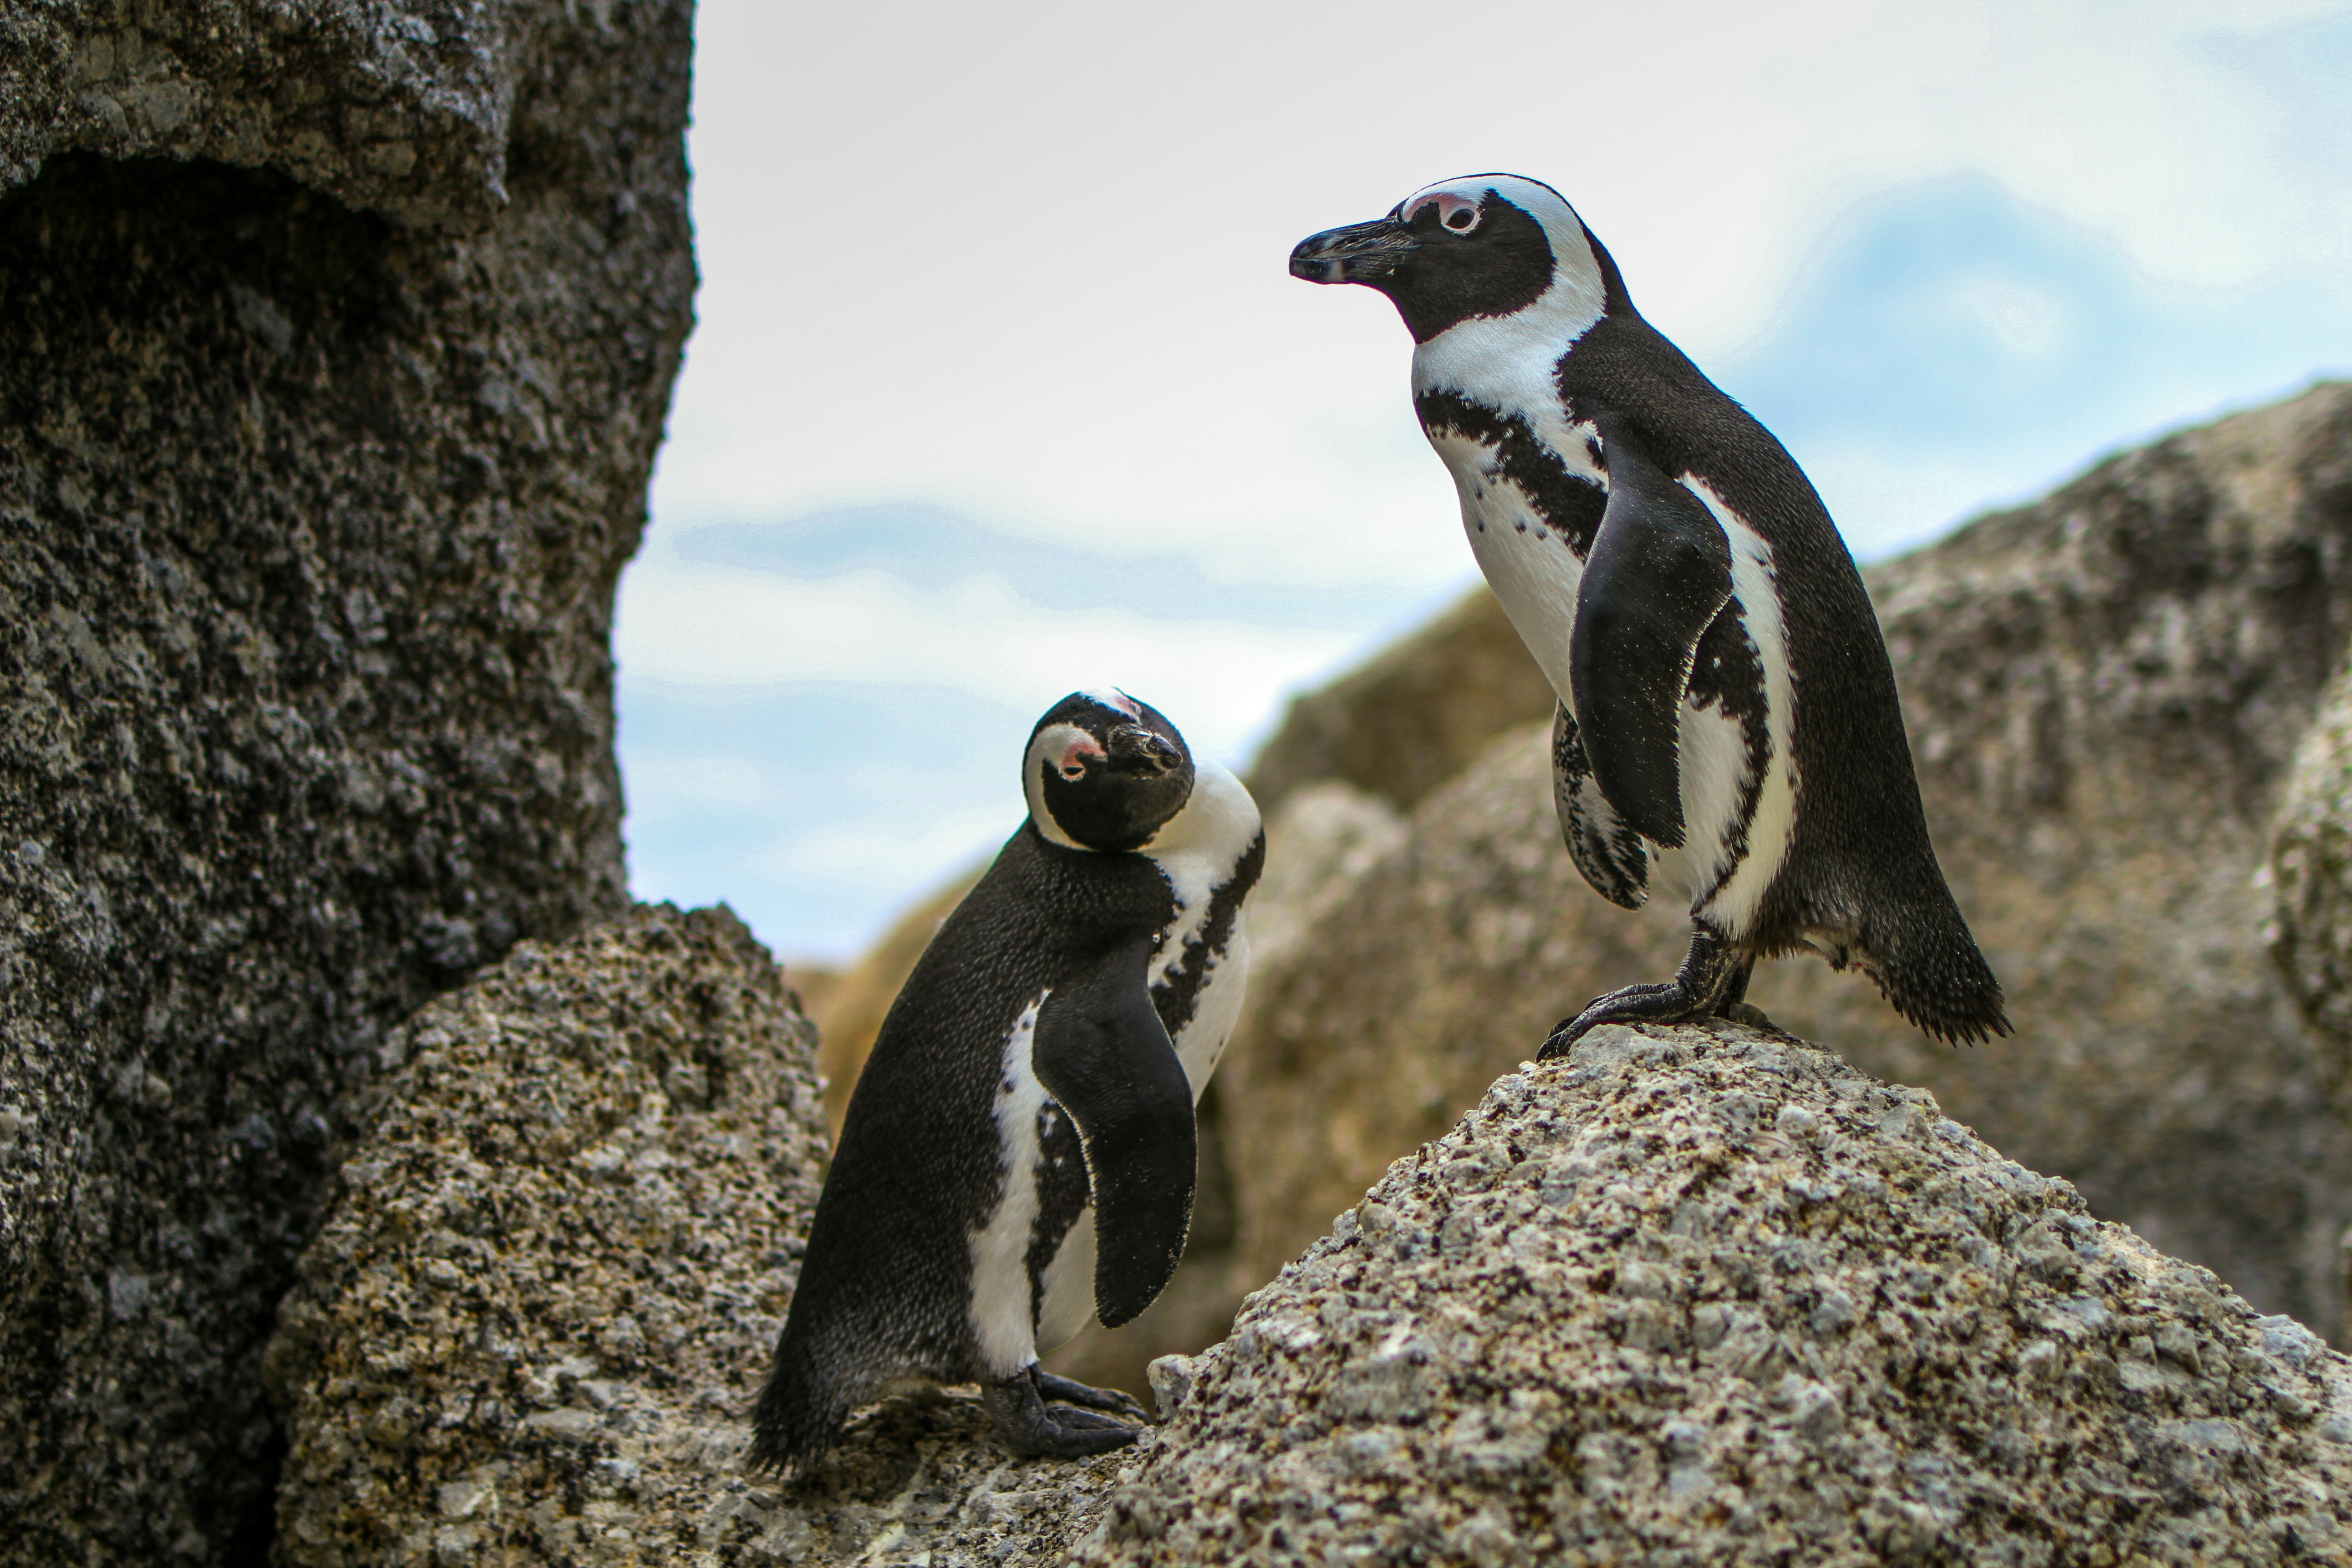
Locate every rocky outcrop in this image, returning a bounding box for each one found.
[0,5,694,1559]
[1083,1020,2352,1565]
[274,926,2352,1565]
[267,903,1131,1568]
[1213,382,2352,1354]
[1,0,557,231]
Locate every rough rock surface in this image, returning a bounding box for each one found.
[1216,382,2352,1346]
[1,0,577,231]
[2273,658,2352,1057]
[1081,1020,2352,1566]
[269,903,1130,1568]
[0,4,694,1559]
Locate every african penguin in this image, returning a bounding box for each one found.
[1290,174,2007,1052]
[750,690,1264,1472]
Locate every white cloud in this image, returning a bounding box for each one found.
[614,548,1362,767]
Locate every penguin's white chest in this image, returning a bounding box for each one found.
[1427,428,1800,934]
[1429,428,1591,706]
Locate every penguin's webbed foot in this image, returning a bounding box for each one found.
[1034,1368,1151,1422]
[1538,930,1754,1060]
[982,1366,1142,1459]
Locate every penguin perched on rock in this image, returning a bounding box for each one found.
[751,691,1264,1472]
[1290,174,2006,1053]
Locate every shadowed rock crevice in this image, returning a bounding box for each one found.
[0,1,694,1556]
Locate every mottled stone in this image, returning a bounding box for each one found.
[1079,1021,2352,1566]
[0,0,577,231]
[2273,659,2352,1054]
[269,903,1127,1568]
[0,3,693,1559]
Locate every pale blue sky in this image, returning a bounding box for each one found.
[617,0,2352,961]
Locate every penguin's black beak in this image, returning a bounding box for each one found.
[1106,725,1184,775]
[1290,218,1417,285]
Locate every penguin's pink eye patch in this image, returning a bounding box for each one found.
[1058,735,1104,779]
[1409,191,1482,233]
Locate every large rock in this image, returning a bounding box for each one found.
[0,5,693,1559]
[267,903,1129,1568]
[1082,1020,2352,1565]
[1216,382,2352,1345]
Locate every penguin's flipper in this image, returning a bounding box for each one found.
[1032,932,1196,1328]
[1552,702,1649,909]
[1570,419,1735,849]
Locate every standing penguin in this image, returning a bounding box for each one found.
[751,690,1264,1472]
[1290,175,2005,1052]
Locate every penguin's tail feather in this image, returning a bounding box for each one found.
[1859,888,2011,1048]
[746,1328,857,1478]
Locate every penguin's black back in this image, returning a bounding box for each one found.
[750,823,1175,1470]
[1561,235,2003,1041]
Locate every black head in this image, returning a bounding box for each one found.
[1289,173,1613,343]
[1023,689,1196,853]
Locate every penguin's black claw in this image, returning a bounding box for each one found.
[982,1367,1142,1459]
[1539,931,1757,1060]
[1034,1369,1152,1422]
[1537,982,1688,1059]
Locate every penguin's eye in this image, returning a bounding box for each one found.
[1407,192,1481,234]
[1056,735,1104,780]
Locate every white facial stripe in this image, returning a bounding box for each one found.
[1024,723,1091,849]
[1409,178,1607,462]
[1077,686,1142,720]
[1407,190,1482,231]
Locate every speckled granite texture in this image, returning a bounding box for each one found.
[4,0,535,230]
[0,2,694,1559]
[267,904,1131,1568]
[1080,1021,2352,1566]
